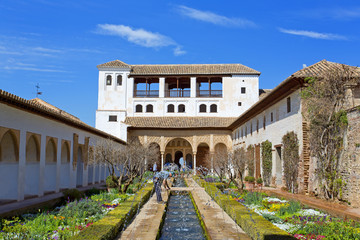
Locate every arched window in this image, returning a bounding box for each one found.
[0,130,18,162]
[106,75,112,85]
[167,104,174,113]
[26,135,40,162]
[146,104,153,113]
[199,104,206,112]
[61,142,70,163]
[210,104,217,113]
[46,139,57,163]
[178,104,185,113]
[117,75,122,86]
[135,104,143,113]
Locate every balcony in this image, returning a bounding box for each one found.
[165,90,190,98]
[197,90,222,98]
[133,90,159,98]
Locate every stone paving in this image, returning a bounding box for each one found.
[262,187,360,222]
[117,178,251,240]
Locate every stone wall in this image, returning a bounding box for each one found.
[340,107,360,207]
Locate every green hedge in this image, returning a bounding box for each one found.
[193,176,295,240]
[70,184,153,240]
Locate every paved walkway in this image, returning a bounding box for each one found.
[118,178,250,240]
[0,183,106,217]
[262,187,360,222]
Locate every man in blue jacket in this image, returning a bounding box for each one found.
[153,170,172,203]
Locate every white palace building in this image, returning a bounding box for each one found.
[1,59,359,205]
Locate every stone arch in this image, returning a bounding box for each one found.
[45,137,57,192]
[60,141,70,189]
[76,146,83,187]
[0,129,19,200]
[0,130,19,162]
[164,137,195,153]
[197,142,210,170]
[26,134,40,162]
[45,138,57,163]
[213,135,232,151]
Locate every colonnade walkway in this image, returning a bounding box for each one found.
[117,177,251,240]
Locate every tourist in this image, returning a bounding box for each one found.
[153,162,157,172]
[179,156,185,173]
[153,170,172,203]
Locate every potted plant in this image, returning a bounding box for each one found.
[244,176,255,190]
[256,177,263,189]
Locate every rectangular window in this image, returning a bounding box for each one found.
[287,97,291,113]
[256,119,259,133]
[109,115,117,122]
[271,112,274,122]
[241,87,246,94]
[238,102,242,106]
[263,116,266,129]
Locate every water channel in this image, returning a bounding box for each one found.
[159,178,206,240]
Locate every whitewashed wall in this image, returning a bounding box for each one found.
[0,103,119,201]
[232,89,304,186]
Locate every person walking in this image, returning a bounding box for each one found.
[153,162,157,172]
[179,156,185,174]
[153,170,172,203]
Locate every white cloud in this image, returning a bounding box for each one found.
[96,24,185,56]
[177,5,256,28]
[97,24,175,48]
[173,46,186,56]
[278,28,347,40]
[32,47,62,53]
[3,66,67,72]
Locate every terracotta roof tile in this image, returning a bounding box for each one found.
[0,89,125,144]
[124,117,237,129]
[97,60,130,68]
[97,60,260,75]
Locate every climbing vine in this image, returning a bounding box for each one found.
[261,140,272,186]
[301,64,359,200]
[282,132,299,193]
[246,145,254,176]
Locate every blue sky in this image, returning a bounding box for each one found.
[1,0,359,126]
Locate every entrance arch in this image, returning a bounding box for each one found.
[164,138,193,170]
[196,142,210,170]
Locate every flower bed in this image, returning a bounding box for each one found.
[229,191,360,240]
[0,190,130,239]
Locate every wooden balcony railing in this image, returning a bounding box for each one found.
[197,90,222,97]
[133,90,159,98]
[165,90,190,98]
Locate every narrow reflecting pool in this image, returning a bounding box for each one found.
[160,179,205,240]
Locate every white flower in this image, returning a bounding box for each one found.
[263,197,288,203]
[298,209,325,216]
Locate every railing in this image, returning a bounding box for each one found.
[165,90,190,98]
[133,90,159,98]
[197,90,222,97]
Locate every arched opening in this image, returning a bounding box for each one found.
[60,142,70,189]
[210,104,217,113]
[165,138,192,170]
[146,104,153,113]
[167,104,174,113]
[25,135,40,197]
[186,153,193,169]
[148,143,161,171]
[45,138,57,192]
[106,75,112,85]
[76,147,83,187]
[199,104,207,113]
[213,143,228,177]
[178,104,185,113]
[117,75,122,86]
[0,130,19,200]
[174,151,183,168]
[165,153,172,164]
[135,104,143,113]
[197,143,210,170]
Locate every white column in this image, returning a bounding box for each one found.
[161,153,164,171]
[39,135,46,197]
[17,130,26,201]
[193,153,197,175]
[159,77,165,98]
[211,152,214,173]
[55,139,62,192]
[190,77,196,98]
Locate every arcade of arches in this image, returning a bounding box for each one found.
[129,131,232,173]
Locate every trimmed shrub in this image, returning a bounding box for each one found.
[261,140,272,186]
